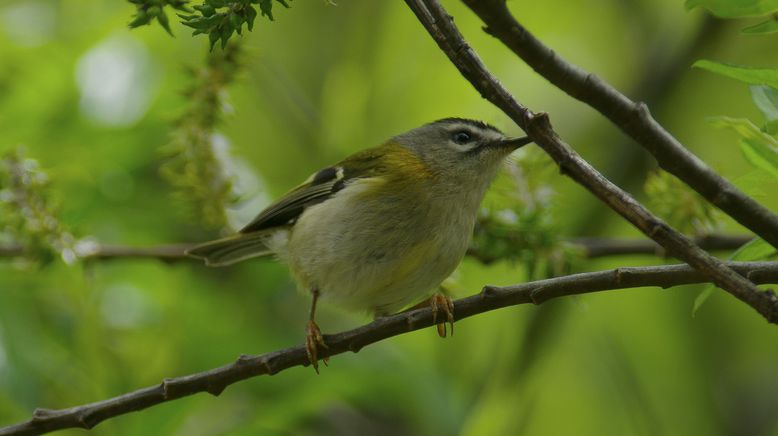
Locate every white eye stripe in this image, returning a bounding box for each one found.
[448,141,478,153]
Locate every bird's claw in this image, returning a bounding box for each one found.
[305,320,329,373]
[430,293,455,338]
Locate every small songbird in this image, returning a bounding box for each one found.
[187,118,532,371]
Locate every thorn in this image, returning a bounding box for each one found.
[481,285,497,298]
[205,384,225,397]
[32,408,57,420]
[161,378,174,399]
[529,286,544,304]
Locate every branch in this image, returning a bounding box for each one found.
[0,243,196,263]
[460,0,778,249]
[78,243,196,262]
[2,260,776,436]
[466,234,752,264]
[570,234,753,259]
[0,234,751,264]
[403,0,778,324]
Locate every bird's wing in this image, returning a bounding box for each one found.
[239,148,386,234]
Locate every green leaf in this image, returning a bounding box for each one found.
[157,9,174,36]
[129,9,152,28]
[731,237,778,261]
[246,5,257,30]
[693,60,778,88]
[130,0,290,49]
[229,12,242,32]
[692,287,715,316]
[693,237,777,315]
[208,27,219,51]
[741,138,778,176]
[259,0,275,20]
[733,169,770,198]
[220,26,234,49]
[708,116,778,177]
[750,85,778,134]
[743,17,778,33]
[767,119,778,134]
[194,4,216,17]
[685,0,778,17]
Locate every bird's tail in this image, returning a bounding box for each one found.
[186,232,274,266]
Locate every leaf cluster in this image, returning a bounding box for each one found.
[0,149,76,266]
[686,0,778,33]
[470,150,580,280]
[644,170,720,237]
[680,14,778,309]
[128,0,291,50]
[160,43,244,230]
[128,0,193,36]
[180,0,290,50]
[691,63,778,190]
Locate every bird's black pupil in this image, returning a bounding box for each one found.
[453,131,471,144]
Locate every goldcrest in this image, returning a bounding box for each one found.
[188,118,531,371]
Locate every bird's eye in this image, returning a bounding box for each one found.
[452,131,471,144]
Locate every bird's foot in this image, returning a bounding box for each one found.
[429,293,455,338]
[412,292,454,338]
[305,320,329,374]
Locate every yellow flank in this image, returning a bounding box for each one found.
[388,238,438,284]
[339,142,438,182]
[379,142,438,181]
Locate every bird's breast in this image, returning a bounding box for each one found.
[285,177,482,315]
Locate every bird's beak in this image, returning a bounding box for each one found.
[496,136,533,150]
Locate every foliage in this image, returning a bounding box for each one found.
[693,60,778,89]
[644,171,720,236]
[686,0,778,33]
[742,16,778,34]
[128,0,193,36]
[688,11,778,313]
[160,42,244,231]
[750,84,778,134]
[707,116,778,177]
[691,59,778,213]
[471,149,579,280]
[0,149,76,266]
[128,0,291,49]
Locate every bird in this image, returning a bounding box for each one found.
[187,118,532,372]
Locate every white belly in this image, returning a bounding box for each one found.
[284,178,477,316]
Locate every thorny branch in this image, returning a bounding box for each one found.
[404,0,778,324]
[2,260,777,436]
[461,0,778,248]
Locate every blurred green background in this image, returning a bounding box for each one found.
[1,1,778,435]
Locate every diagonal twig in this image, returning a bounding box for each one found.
[2,260,777,436]
[403,0,777,323]
[460,0,778,248]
